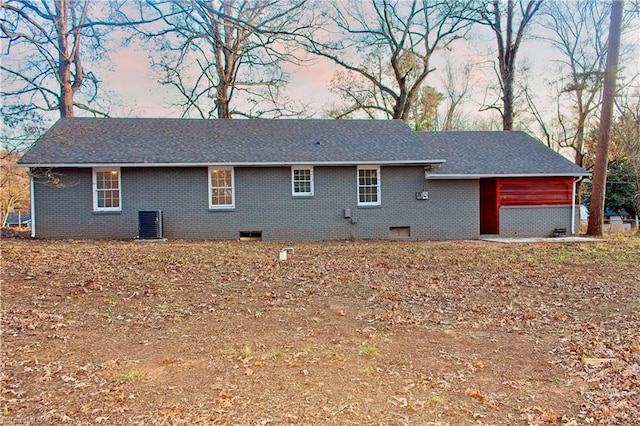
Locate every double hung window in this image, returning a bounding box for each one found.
[93,168,121,212]
[357,165,380,206]
[292,166,314,196]
[209,166,235,209]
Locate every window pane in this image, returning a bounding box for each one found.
[212,188,232,205]
[299,182,310,193]
[104,191,113,208]
[295,170,310,180]
[97,192,106,208]
[359,186,377,203]
[110,193,120,208]
[107,190,119,207]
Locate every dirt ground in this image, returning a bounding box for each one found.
[1,235,639,425]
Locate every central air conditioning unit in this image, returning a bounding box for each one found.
[138,210,163,239]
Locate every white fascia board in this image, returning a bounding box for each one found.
[426,172,590,179]
[19,159,447,168]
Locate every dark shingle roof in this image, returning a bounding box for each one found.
[418,131,588,177]
[18,117,437,166]
[19,118,588,178]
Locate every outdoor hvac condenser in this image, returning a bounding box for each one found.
[138,210,163,239]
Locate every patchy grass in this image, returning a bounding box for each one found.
[1,237,639,424]
[360,342,378,356]
[120,370,144,383]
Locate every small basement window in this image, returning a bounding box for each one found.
[239,230,262,241]
[389,226,410,238]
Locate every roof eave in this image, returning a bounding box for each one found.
[19,159,447,168]
[426,172,591,179]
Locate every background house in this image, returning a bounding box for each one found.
[580,205,589,225]
[604,208,633,232]
[4,211,31,228]
[18,118,588,241]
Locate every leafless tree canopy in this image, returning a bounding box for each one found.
[526,0,639,167]
[0,0,162,122]
[142,0,312,119]
[524,0,610,167]
[471,0,543,130]
[301,0,475,122]
[440,57,472,130]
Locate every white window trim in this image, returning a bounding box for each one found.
[291,166,314,197]
[208,166,235,209]
[92,167,122,212]
[357,165,381,207]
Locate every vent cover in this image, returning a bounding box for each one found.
[138,210,163,239]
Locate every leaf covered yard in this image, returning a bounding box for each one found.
[1,237,639,425]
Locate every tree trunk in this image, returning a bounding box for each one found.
[55,0,74,117]
[216,84,231,119]
[487,0,543,130]
[586,0,624,236]
[59,72,75,117]
[502,72,514,130]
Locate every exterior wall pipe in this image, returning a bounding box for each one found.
[571,176,584,235]
[29,169,35,238]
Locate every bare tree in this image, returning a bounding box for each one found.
[587,0,624,236]
[526,1,639,166]
[143,0,311,119]
[440,56,472,130]
[0,0,162,122]
[301,0,475,122]
[326,47,443,129]
[325,49,394,119]
[471,0,542,130]
[530,0,609,167]
[1,0,166,202]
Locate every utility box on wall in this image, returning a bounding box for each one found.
[138,210,163,239]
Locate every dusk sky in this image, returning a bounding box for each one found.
[96,22,638,128]
[2,1,638,130]
[98,31,543,121]
[100,38,338,118]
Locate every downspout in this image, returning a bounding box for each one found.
[571,176,584,236]
[29,169,35,238]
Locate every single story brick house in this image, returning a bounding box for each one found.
[18,118,588,240]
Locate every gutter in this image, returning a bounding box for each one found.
[426,172,591,179]
[17,159,448,169]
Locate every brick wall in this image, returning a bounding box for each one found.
[499,206,574,237]
[32,166,481,240]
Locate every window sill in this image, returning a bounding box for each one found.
[93,210,122,215]
[208,207,236,212]
[357,204,381,209]
[292,194,314,199]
